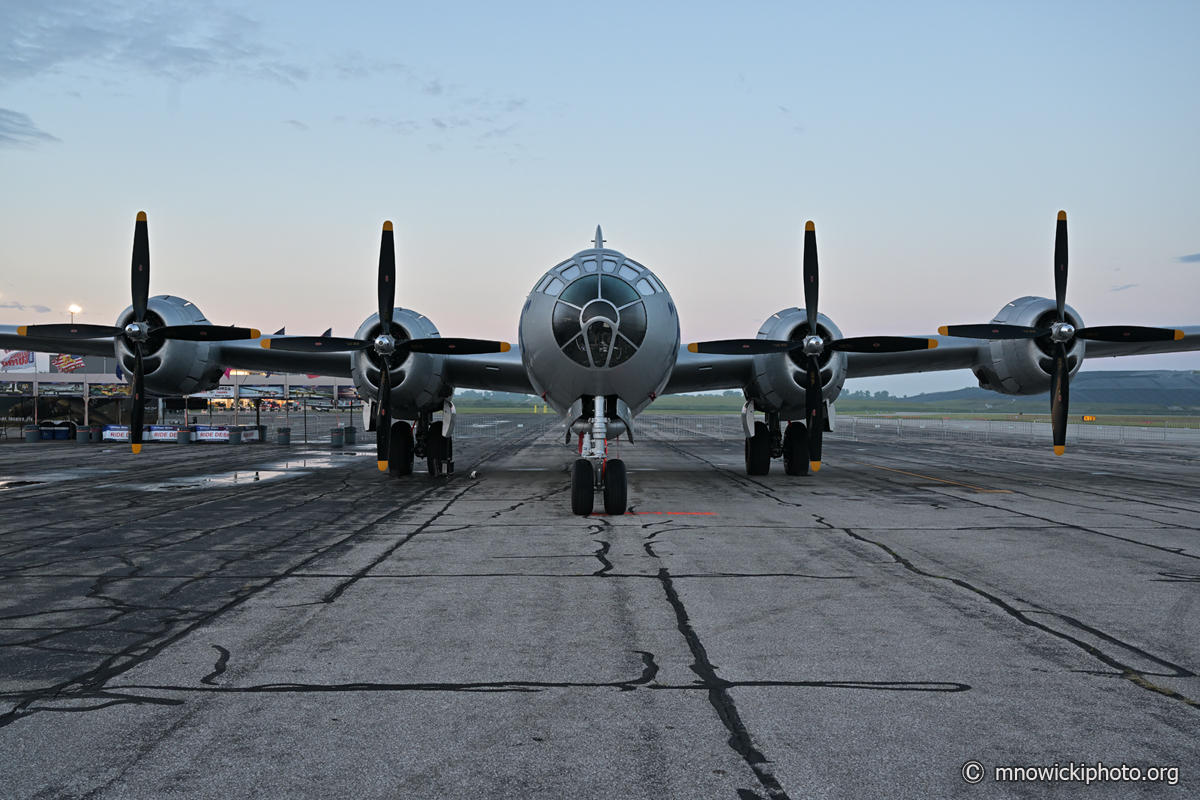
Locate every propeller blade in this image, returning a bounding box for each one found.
[132,212,149,323]
[1054,210,1068,323]
[803,221,819,333]
[829,336,938,354]
[17,324,121,339]
[806,355,823,472]
[1050,341,1069,456]
[379,221,396,333]
[1076,325,1184,343]
[260,336,371,352]
[158,325,262,342]
[376,361,391,472]
[130,344,145,454]
[404,338,512,355]
[937,324,1050,340]
[686,339,797,356]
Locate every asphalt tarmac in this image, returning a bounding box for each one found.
[1,429,1197,798]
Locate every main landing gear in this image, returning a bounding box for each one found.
[387,410,453,479]
[744,411,809,476]
[570,396,628,516]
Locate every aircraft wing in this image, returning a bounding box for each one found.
[1079,325,1200,359]
[0,326,117,358]
[662,334,979,395]
[662,346,755,394]
[443,348,535,394]
[842,334,980,378]
[216,337,354,378]
[218,338,535,393]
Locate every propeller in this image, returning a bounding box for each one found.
[939,211,1183,455]
[688,221,937,472]
[19,212,260,453]
[260,221,511,472]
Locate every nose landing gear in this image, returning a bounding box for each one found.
[570,396,628,516]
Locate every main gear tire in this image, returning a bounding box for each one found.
[602,458,627,515]
[389,421,414,477]
[745,421,772,476]
[783,422,809,476]
[571,459,595,516]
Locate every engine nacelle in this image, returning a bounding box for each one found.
[971,296,1086,396]
[745,308,848,420]
[114,296,226,396]
[349,308,453,418]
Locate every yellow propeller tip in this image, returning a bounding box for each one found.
[1175,330,1185,341]
[383,220,393,231]
[499,342,511,352]
[131,444,142,454]
[805,220,815,231]
[937,326,949,336]
[136,211,147,222]
[1054,445,1065,456]
[810,461,821,472]
[927,339,939,349]
[17,325,27,336]
[249,329,261,338]
[1057,210,1066,221]
[378,461,388,471]
[687,343,699,353]
[260,339,272,349]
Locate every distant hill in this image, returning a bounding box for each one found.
[899,370,1200,409]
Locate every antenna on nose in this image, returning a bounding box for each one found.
[592,225,605,248]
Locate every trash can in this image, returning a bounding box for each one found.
[330,427,345,447]
[344,426,357,445]
[91,427,104,443]
[276,427,291,445]
[228,426,242,445]
[176,428,192,444]
[24,425,39,443]
[76,426,92,444]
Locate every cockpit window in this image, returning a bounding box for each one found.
[601,276,639,307]
[552,274,648,368]
[560,275,598,306]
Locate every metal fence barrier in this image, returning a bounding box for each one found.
[634,415,1200,446]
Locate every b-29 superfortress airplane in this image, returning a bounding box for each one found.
[3,211,1197,515]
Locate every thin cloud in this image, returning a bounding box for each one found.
[285,119,308,131]
[0,301,52,313]
[0,108,59,149]
[1177,253,1200,263]
[1110,284,1137,292]
[0,1,307,87]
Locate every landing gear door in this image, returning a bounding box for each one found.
[824,401,836,432]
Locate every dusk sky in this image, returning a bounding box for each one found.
[2,1,1198,395]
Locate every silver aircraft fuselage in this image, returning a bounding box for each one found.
[519,244,680,419]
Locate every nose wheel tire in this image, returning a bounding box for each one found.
[783,422,809,476]
[602,458,627,515]
[571,459,595,516]
[745,421,771,475]
[389,421,414,476]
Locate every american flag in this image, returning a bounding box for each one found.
[52,354,86,373]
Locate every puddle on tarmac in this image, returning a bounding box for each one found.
[0,469,122,490]
[129,470,305,491]
[0,480,46,490]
